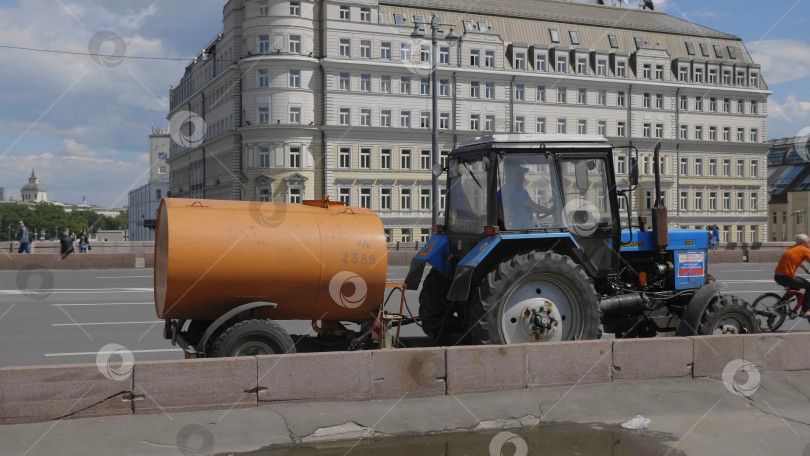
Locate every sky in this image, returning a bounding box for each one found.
[0,0,808,207]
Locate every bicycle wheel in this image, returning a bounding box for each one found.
[751,293,788,332]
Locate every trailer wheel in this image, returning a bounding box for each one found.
[698,295,758,335]
[418,269,466,344]
[211,319,296,357]
[469,251,600,344]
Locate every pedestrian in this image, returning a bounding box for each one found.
[78,227,90,253]
[16,220,30,254]
[59,229,75,259]
[712,225,720,250]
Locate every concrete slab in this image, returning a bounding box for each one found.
[132,358,256,415]
[0,363,132,424]
[612,337,693,381]
[691,335,744,377]
[257,351,372,402]
[526,340,612,387]
[371,347,445,399]
[785,332,810,371]
[446,344,527,395]
[742,333,787,371]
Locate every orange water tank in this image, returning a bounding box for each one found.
[154,198,388,322]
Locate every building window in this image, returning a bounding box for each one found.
[535,54,546,71]
[723,127,730,141]
[643,123,651,138]
[655,123,663,138]
[360,108,370,126]
[709,97,717,112]
[400,188,412,210]
[339,38,350,56]
[485,50,495,67]
[485,115,494,131]
[616,61,626,77]
[709,192,717,210]
[338,146,351,168]
[616,156,626,174]
[557,119,566,134]
[258,0,269,15]
[439,113,449,129]
[709,127,717,141]
[360,188,372,208]
[723,70,731,85]
[400,149,412,169]
[680,125,688,140]
[736,192,745,211]
[536,117,546,133]
[259,147,270,168]
[694,191,703,211]
[380,42,391,59]
[723,98,731,113]
[694,158,703,176]
[439,79,450,96]
[259,107,269,124]
[359,148,371,169]
[258,69,269,88]
[380,110,391,127]
[723,192,731,210]
[750,193,758,211]
[339,5,350,20]
[515,116,525,133]
[470,81,480,98]
[420,111,430,128]
[381,149,392,169]
[420,189,431,211]
[484,82,494,99]
[597,90,606,106]
[736,159,745,177]
[339,107,350,126]
[288,69,300,88]
[470,114,480,130]
[643,93,651,108]
[608,34,618,48]
[557,88,566,104]
[394,13,405,24]
[400,43,411,61]
[723,159,731,176]
[338,72,349,90]
[679,192,688,211]
[288,188,302,203]
[617,91,625,107]
[420,150,431,170]
[597,120,606,136]
[380,188,392,210]
[359,7,370,22]
[360,40,371,58]
[259,35,270,53]
[655,65,663,79]
[655,94,663,109]
[695,96,703,111]
[617,122,626,137]
[289,35,301,54]
[695,126,703,140]
[577,88,586,104]
[569,30,580,45]
[420,45,430,62]
[577,119,587,134]
[709,158,717,176]
[360,73,371,92]
[440,47,450,64]
[643,64,651,79]
[515,52,526,70]
[470,49,480,66]
[694,67,704,83]
[750,129,759,142]
[679,66,689,81]
[556,55,567,72]
[290,1,300,16]
[576,57,587,74]
[679,158,688,176]
[750,100,758,114]
[338,188,351,205]
[549,28,560,43]
[515,84,525,101]
[400,110,411,128]
[596,59,606,75]
[400,76,411,94]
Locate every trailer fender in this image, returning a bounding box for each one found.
[675,282,729,336]
[405,234,450,290]
[195,301,278,354]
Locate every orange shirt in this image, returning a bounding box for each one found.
[775,245,810,277]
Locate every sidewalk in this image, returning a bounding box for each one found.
[3,371,810,455]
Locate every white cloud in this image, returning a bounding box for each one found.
[768,95,810,140]
[748,39,810,84]
[689,8,729,20]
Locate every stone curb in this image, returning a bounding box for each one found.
[0,333,797,425]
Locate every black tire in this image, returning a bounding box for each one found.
[468,251,600,344]
[418,269,467,344]
[211,319,296,357]
[751,293,788,332]
[698,295,759,335]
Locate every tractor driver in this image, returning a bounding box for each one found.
[775,233,810,318]
[498,162,553,229]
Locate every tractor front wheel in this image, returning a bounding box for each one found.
[468,251,600,344]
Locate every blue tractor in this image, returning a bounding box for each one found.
[406,135,757,344]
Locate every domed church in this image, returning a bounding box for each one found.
[20,169,48,203]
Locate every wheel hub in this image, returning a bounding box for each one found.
[520,298,562,342]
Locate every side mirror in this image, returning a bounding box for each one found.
[629,156,639,187]
[432,163,444,177]
[575,160,590,192]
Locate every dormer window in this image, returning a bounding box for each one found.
[727,46,737,59]
[463,21,474,32]
[700,43,709,57]
[549,29,560,43]
[569,31,580,45]
[394,13,405,24]
[608,34,619,48]
[713,45,723,58]
[477,21,488,32]
[634,37,644,49]
[685,42,695,55]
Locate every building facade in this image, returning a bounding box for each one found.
[20,169,48,203]
[167,0,770,242]
[766,137,810,242]
[128,128,172,241]
[0,187,5,201]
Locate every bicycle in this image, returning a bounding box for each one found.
[751,287,806,332]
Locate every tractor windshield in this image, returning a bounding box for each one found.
[446,157,489,233]
[498,154,564,231]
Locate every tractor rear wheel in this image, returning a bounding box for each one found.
[211,319,296,357]
[419,269,467,344]
[468,251,600,344]
[698,295,758,335]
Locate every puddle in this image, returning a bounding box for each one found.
[230,423,683,456]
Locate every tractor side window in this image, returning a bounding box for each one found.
[558,158,612,236]
[498,154,564,231]
[447,158,488,233]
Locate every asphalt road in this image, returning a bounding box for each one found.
[0,263,804,367]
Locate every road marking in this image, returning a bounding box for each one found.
[96,275,153,279]
[720,280,773,283]
[719,269,764,273]
[45,348,182,357]
[51,302,153,307]
[0,288,152,295]
[52,321,163,326]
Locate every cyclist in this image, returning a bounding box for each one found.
[774,233,810,318]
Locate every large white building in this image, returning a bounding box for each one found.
[128,128,171,241]
[167,0,770,242]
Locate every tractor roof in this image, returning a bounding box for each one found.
[453,134,613,156]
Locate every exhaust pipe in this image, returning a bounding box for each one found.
[600,293,645,314]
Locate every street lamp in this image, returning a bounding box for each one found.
[412,15,459,228]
